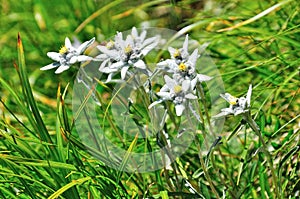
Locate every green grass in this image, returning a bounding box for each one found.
[0,0,299,198]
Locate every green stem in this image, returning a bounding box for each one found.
[195,135,220,199]
[244,113,280,199]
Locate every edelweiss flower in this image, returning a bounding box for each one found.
[96,27,158,82]
[214,84,252,117]
[149,75,197,116]
[41,37,95,74]
[157,35,211,89]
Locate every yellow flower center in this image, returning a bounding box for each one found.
[59,46,68,54]
[106,40,114,49]
[174,85,182,94]
[173,49,180,58]
[124,45,132,54]
[178,63,187,71]
[229,96,238,105]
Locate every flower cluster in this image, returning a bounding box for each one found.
[149,75,197,116]
[214,84,252,118]
[157,35,212,89]
[95,27,158,82]
[40,28,258,120]
[41,37,95,74]
[149,35,212,116]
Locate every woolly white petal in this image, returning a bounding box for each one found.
[69,56,77,64]
[168,47,177,58]
[40,62,60,71]
[97,46,118,58]
[141,41,157,56]
[160,84,170,92]
[148,100,163,109]
[164,75,176,90]
[65,37,72,49]
[110,61,125,69]
[157,91,172,100]
[47,52,61,62]
[121,66,129,79]
[99,59,110,71]
[189,49,199,65]
[77,37,95,54]
[105,73,114,83]
[131,27,138,38]
[133,59,146,69]
[220,93,236,104]
[182,80,191,92]
[246,84,252,108]
[55,65,69,74]
[101,67,118,74]
[76,55,93,62]
[175,104,185,116]
[191,78,198,90]
[182,35,189,53]
[139,30,147,42]
[185,93,197,99]
[197,74,212,82]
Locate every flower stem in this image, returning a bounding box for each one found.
[244,113,280,199]
[195,135,220,198]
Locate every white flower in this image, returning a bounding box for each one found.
[156,34,211,89]
[214,84,252,117]
[96,27,158,82]
[40,37,95,74]
[149,75,197,116]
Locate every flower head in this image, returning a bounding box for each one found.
[157,35,211,89]
[149,75,197,116]
[214,84,252,118]
[40,37,95,74]
[96,27,158,82]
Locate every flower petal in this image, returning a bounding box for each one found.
[197,74,212,82]
[77,37,95,54]
[40,62,60,71]
[131,27,138,38]
[55,65,70,74]
[168,47,177,58]
[157,91,172,100]
[110,61,125,69]
[121,66,129,79]
[148,99,164,109]
[191,77,198,90]
[105,73,114,83]
[65,37,72,49]
[175,104,185,116]
[182,34,189,53]
[189,49,199,65]
[246,84,252,108]
[220,93,237,104]
[185,93,197,99]
[76,55,93,62]
[47,52,61,62]
[141,40,157,56]
[182,80,191,92]
[133,59,146,69]
[97,46,119,58]
[164,75,176,90]
[139,30,147,42]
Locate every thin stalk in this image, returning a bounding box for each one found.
[244,113,280,199]
[195,135,220,198]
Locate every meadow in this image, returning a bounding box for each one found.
[0,0,299,198]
